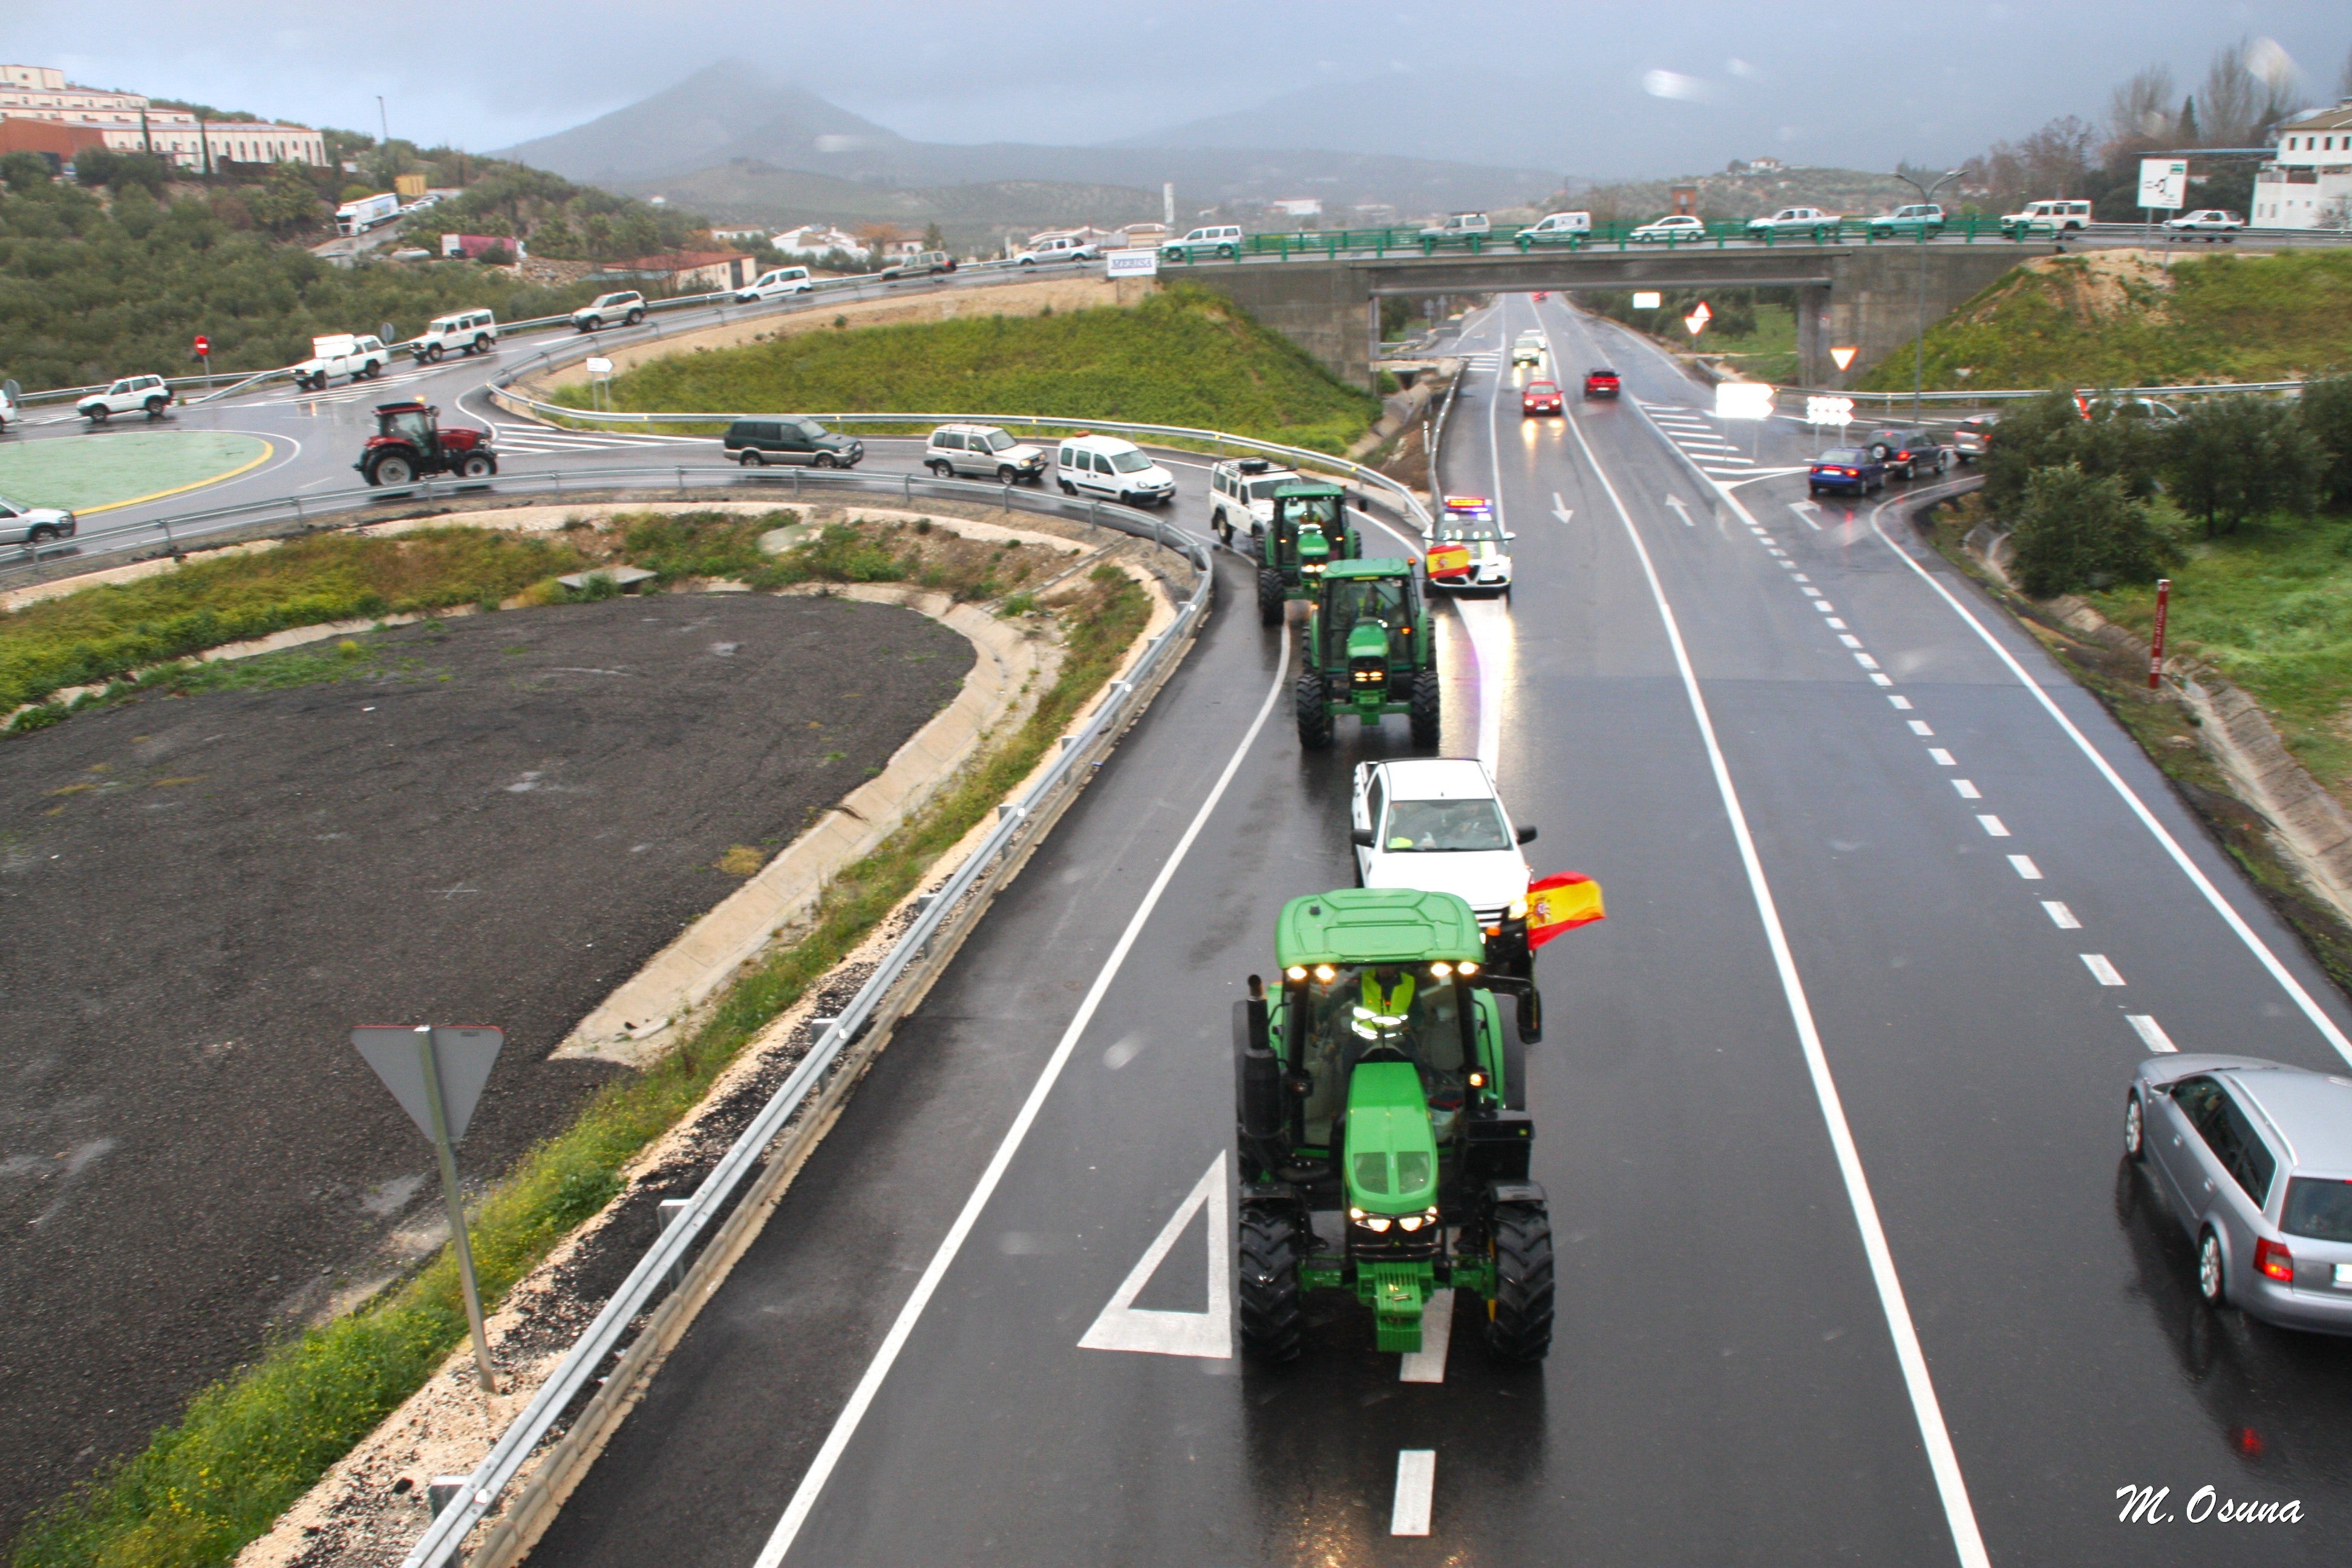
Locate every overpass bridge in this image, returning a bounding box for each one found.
[1172,237,2059,390]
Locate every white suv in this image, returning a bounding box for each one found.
[1349,756,1538,969]
[924,423,1046,483]
[412,309,497,362]
[1056,433,1174,506]
[0,492,75,549]
[77,374,172,423]
[573,292,647,330]
[737,267,814,301]
[1161,224,1244,260]
[1207,457,1302,549]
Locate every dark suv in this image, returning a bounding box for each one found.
[1859,428,1949,480]
[724,417,865,469]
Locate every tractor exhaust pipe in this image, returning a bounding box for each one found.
[1238,975,1282,1140]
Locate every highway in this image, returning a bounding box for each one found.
[436,298,2352,1566]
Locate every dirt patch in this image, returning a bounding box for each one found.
[0,592,972,1542]
[1969,249,2176,328]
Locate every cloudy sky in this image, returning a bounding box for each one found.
[9,0,2347,177]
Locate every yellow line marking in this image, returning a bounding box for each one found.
[76,440,276,515]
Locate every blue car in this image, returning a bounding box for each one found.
[1808,447,1886,497]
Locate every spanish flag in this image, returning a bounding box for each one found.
[1526,872,1604,949]
[1426,543,1472,579]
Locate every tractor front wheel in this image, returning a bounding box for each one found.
[1295,671,1334,750]
[1485,1203,1555,1362]
[1256,567,1284,627]
[1236,1204,1306,1364]
[1409,670,1442,748]
[459,454,493,479]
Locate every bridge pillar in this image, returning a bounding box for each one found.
[1183,265,1377,390]
[1796,284,1831,389]
[1820,245,2027,389]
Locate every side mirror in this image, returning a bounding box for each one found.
[1351,827,1375,848]
[1503,531,1518,540]
[1516,825,1538,844]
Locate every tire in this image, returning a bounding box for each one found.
[1058,478,1076,495]
[625,309,644,325]
[2123,1093,2146,1161]
[87,406,109,423]
[27,524,59,545]
[1870,442,1892,461]
[1236,1204,1306,1364]
[2197,1227,2227,1306]
[1019,257,1036,267]
[1258,567,1285,627]
[143,397,166,417]
[996,466,1019,483]
[1515,986,1544,1045]
[1294,671,1334,750]
[1808,485,1820,497]
[813,452,837,469]
[370,454,414,486]
[1485,1203,1555,1362]
[428,344,445,362]
[739,450,765,467]
[1408,670,1441,748]
[927,459,952,478]
[459,454,492,479]
[1936,454,1950,475]
[583,317,603,332]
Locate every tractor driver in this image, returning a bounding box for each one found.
[1297,964,1470,1146]
[1321,577,1408,657]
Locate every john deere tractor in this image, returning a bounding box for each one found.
[1235,888,1553,1364]
[1257,481,1362,626]
[1296,558,1439,750]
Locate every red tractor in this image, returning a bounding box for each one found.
[356,402,498,486]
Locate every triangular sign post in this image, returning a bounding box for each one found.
[1829,345,1858,371]
[1077,1152,1232,1358]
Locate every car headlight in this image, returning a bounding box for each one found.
[1509,897,1529,920]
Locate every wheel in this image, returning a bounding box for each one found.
[1294,671,1334,750]
[428,344,445,362]
[2123,1093,2146,1161]
[1257,567,1285,627]
[1936,454,1949,474]
[27,524,58,544]
[1870,443,1892,460]
[87,406,109,423]
[1019,257,1036,267]
[143,397,166,417]
[626,309,644,325]
[459,454,492,479]
[812,452,837,469]
[1808,485,1820,497]
[583,317,602,332]
[1236,1204,1306,1364]
[739,449,765,467]
[1058,478,1076,495]
[927,459,952,478]
[1408,670,1441,748]
[1515,986,1544,1045]
[996,466,1019,483]
[370,454,414,486]
[2197,1227,2227,1306]
[1485,1203,1555,1362]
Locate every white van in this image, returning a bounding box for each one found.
[737,267,814,301]
[1519,211,1592,243]
[1161,224,1244,260]
[1056,433,1174,506]
[1419,212,1492,240]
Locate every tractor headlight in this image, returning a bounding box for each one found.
[1285,965,1307,982]
[1429,961,1453,979]
[1350,1208,1392,1233]
[1509,897,1529,920]
[1312,964,1336,984]
[1458,959,1478,976]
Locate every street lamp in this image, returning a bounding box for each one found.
[1895,168,1963,420]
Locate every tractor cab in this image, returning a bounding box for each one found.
[377,403,436,448]
[1255,480,1362,625]
[357,401,497,488]
[1235,888,1569,1362]
[1296,560,1439,750]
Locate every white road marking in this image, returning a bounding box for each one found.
[1454,599,1509,776]
[1550,491,1573,526]
[2010,855,2043,878]
[1888,694,1914,710]
[1870,673,1895,687]
[1978,815,2011,837]
[1789,500,1823,531]
[1838,634,1864,649]
[1792,572,1812,581]
[1909,720,1935,736]
[1391,1450,1436,1537]
[1826,618,1849,630]
[752,635,1295,1567]
[1929,748,1955,765]
[1854,652,1880,671]
[1077,1154,1230,1357]
[1802,586,1822,596]
[2129,1014,2179,1053]
[1662,494,1693,526]
[1397,1288,1456,1383]
[2082,953,2126,986]
[2043,901,2082,929]
[1953,780,1982,800]
[1865,492,2352,1067]
[1547,337,1991,1568]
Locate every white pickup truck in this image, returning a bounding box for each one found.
[293,334,390,391]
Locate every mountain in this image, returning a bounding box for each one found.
[630,163,1163,251]
[496,62,1558,220]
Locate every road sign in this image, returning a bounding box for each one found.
[1716,381,1775,420]
[1632,290,1662,309]
[1829,345,1858,371]
[1806,395,1855,426]
[353,1025,503,1144]
[2138,158,2188,212]
[1684,312,1707,336]
[193,335,209,356]
[583,356,614,377]
[379,320,397,345]
[1689,299,1713,326]
[1105,247,1159,278]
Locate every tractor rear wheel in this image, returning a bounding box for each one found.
[1294,671,1333,750]
[1409,670,1442,748]
[1485,1203,1555,1362]
[370,454,414,486]
[1256,567,1284,627]
[1237,1204,1307,1364]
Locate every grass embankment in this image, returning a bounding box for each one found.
[548,282,1382,454]
[11,514,1151,1568]
[1699,302,1796,383]
[1858,248,2352,391]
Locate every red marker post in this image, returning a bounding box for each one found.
[2148,577,2171,690]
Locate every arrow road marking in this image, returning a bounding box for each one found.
[1550,491,1573,526]
[1662,494,1693,526]
[1076,1153,1231,1358]
[1788,500,1823,531]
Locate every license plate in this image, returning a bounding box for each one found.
[2336,1264,2352,1289]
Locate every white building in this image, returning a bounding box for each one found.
[0,62,325,167]
[2253,99,2352,229]
[709,226,771,244]
[1266,197,1322,220]
[771,223,867,260]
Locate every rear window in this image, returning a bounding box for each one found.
[1818,449,1864,463]
[2284,1178,2352,1241]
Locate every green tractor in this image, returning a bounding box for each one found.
[1256,481,1362,626]
[1235,888,1553,1364]
[1295,558,1439,751]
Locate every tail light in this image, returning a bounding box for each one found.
[2255,1238,2294,1282]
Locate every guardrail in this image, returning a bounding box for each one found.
[1779,377,2314,410]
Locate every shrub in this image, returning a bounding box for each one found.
[2300,372,2352,504]
[2165,397,2326,537]
[1981,389,2164,516]
[2010,463,2172,597]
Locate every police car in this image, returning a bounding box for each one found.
[1207,457,1302,549]
[1424,495,1515,593]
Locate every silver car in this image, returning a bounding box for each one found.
[2126,1054,2352,1333]
[0,492,75,550]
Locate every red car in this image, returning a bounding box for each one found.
[1521,380,1564,416]
[1583,368,1621,399]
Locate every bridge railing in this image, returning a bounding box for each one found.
[1156,214,2039,266]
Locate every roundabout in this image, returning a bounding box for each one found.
[0,428,272,514]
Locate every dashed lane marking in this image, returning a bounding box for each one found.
[2043,901,2082,929]
[1978,815,2011,837]
[2083,953,2126,986]
[1928,748,1954,765]
[1391,1451,1436,1536]
[1952,779,1982,800]
[2129,1015,2179,1053]
[2010,855,2043,879]
[1397,1289,1456,1383]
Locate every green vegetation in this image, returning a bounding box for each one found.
[554,284,1382,454]
[11,535,1151,1568]
[2010,465,2171,598]
[1858,249,2352,393]
[1576,289,1797,382]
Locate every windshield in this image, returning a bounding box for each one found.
[1108,448,1154,474]
[2284,1177,2352,1242]
[1293,966,1471,1143]
[1383,798,1511,852]
[1282,494,1341,529]
[792,418,828,439]
[1818,449,1865,463]
[1322,578,1408,654]
[982,430,1016,452]
[1434,518,1502,543]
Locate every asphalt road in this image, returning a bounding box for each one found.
[488,292,2352,1568]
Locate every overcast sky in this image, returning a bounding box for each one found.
[9,0,2347,177]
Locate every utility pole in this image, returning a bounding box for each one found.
[1894,167,1962,420]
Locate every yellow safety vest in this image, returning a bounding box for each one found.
[1352,972,1416,1037]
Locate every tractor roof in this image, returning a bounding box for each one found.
[1275,888,1485,969]
[373,401,430,416]
[1275,480,1345,497]
[1322,558,1415,581]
